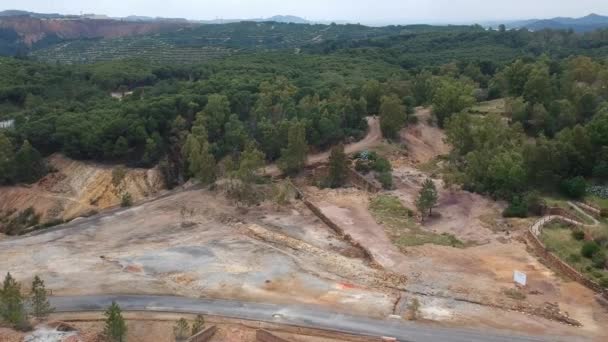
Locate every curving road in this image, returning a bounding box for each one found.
[49,295,556,342]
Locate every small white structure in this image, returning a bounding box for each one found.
[0,119,15,129]
[513,270,527,287]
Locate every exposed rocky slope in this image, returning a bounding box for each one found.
[0,154,165,226]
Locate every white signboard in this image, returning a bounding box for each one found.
[513,270,527,286]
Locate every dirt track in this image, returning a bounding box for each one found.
[264,116,381,176]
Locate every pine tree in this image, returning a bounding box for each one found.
[173,318,190,341]
[0,133,15,184]
[326,144,348,188]
[227,144,266,207]
[379,95,406,139]
[416,179,438,220]
[278,121,307,175]
[104,301,127,342]
[30,275,54,319]
[182,123,216,185]
[14,140,45,183]
[0,272,27,326]
[191,314,205,336]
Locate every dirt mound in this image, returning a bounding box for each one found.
[0,154,165,224]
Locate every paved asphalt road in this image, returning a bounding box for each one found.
[49,295,556,342]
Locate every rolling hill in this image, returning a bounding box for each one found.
[508,13,608,32]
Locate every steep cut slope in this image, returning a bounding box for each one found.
[0,154,165,228]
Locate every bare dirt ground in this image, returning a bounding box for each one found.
[0,188,399,319]
[0,154,164,223]
[303,107,608,340]
[0,312,380,342]
[400,107,450,165]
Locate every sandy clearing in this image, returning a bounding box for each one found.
[0,188,396,318]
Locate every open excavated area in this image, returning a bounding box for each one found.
[0,187,401,318]
[299,108,608,340]
[1,107,607,341]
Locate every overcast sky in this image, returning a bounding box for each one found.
[4,0,608,24]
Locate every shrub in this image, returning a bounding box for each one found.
[523,191,545,216]
[503,288,526,300]
[372,157,392,173]
[408,298,421,321]
[560,176,587,199]
[377,172,393,190]
[600,277,608,288]
[354,159,371,174]
[406,115,419,125]
[120,192,133,207]
[111,166,127,187]
[592,252,607,269]
[502,196,527,218]
[568,253,582,263]
[173,318,190,341]
[572,230,585,241]
[191,314,205,336]
[581,241,600,258]
[592,162,608,180]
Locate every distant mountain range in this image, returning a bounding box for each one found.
[498,13,608,32]
[0,10,313,24]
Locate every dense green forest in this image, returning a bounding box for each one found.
[0,22,607,205]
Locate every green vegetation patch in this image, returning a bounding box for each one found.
[467,98,506,116]
[541,222,608,287]
[369,195,465,249]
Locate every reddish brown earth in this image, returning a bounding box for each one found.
[0,154,165,224]
[0,17,188,45]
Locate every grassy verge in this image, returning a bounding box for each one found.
[369,195,465,250]
[541,222,608,287]
[586,194,608,209]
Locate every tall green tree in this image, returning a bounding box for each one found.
[278,121,308,175]
[104,301,127,342]
[0,133,15,184]
[29,275,54,319]
[182,122,216,185]
[432,79,475,127]
[200,94,231,142]
[523,67,552,105]
[362,80,382,114]
[113,136,129,159]
[326,143,348,188]
[14,140,45,184]
[226,144,266,207]
[0,273,27,327]
[416,179,438,220]
[379,95,406,139]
